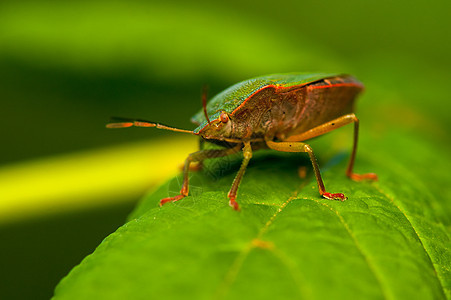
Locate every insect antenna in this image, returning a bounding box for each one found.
[202,85,211,125]
[106,117,195,134]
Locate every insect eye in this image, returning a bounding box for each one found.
[220,111,229,123]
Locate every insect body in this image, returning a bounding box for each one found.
[107,73,377,211]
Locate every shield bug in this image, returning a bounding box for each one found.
[107,73,377,211]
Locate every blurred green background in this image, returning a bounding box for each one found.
[0,0,449,299]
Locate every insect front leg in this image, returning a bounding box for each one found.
[227,141,252,211]
[160,144,241,207]
[266,140,346,201]
[284,113,377,181]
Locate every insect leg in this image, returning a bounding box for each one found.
[160,144,241,206]
[180,138,206,172]
[266,140,346,201]
[227,141,252,211]
[284,113,377,181]
[345,116,378,181]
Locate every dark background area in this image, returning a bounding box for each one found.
[0,0,449,299]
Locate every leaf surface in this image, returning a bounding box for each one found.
[53,127,450,300]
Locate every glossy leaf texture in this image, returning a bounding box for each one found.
[52,125,450,300]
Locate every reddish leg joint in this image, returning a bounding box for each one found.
[228,196,240,211]
[159,186,188,206]
[228,189,240,211]
[322,192,347,201]
[160,194,185,206]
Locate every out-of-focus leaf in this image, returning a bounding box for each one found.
[0,137,197,224]
[52,126,450,299]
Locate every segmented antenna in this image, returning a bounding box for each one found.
[106,117,194,134]
[202,85,211,125]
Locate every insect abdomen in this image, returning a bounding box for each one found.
[275,76,363,139]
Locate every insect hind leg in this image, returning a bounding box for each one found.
[266,140,346,201]
[284,113,377,182]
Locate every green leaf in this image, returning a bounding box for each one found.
[52,127,450,300]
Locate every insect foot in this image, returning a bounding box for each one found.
[228,196,240,211]
[159,194,186,206]
[322,192,347,201]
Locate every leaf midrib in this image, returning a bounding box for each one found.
[213,179,448,300]
[214,182,393,300]
[214,191,303,299]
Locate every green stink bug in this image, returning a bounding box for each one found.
[107,73,377,211]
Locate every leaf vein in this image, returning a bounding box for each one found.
[215,192,302,299]
[311,198,393,300]
[269,245,310,298]
[374,184,448,299]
